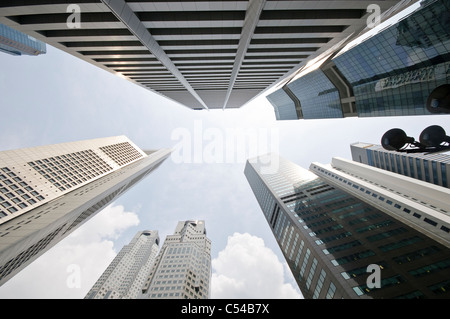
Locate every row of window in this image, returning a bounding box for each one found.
[353,181,449,234]
[368,148,448,188]
[28,149,113,192]
[148,292,183,298]
[278,213,340,299]
[297,247,337,299]
[0,167,45,219]
[354,276,450,297]
[99,142,143,167]
[0,223,65,281]
[313,166,450,235]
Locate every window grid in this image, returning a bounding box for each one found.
[313,269,326,299]
[99,142,143,167]
[0,167,45,218]
[28,149,113,191]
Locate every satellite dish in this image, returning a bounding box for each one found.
[381,128,415,151]
[426,84,450,114]
[419,125,450,147]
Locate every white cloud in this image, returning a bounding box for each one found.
[69,203,140,244]
[0,203,140,299]
[211,233,302,299]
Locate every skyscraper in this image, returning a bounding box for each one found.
[0,0,411,110]
[0,23,46,56]
[141,220,211,299]
[267,0,450,120]
[310,157,450,247]
[85,230,160,299]
[351,142,450,188]
[0,136,171,286]
[245,154,450,299]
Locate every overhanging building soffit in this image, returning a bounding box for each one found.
[272,0,421,90]
[101,0,209,110]
[223,0,266,110]
[0,0,420,111]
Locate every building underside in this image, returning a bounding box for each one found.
[0,0,412,110]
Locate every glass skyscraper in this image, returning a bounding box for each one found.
[267,0,450,120]
[0,23,46,56]
[245,154,450,299]
[286,67,344,119]
[0,136,171,286]
[333,0,450,117]
[266,87,300,121]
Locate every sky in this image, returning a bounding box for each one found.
[0,6,449,298]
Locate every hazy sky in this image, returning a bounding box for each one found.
[0,28,449,299]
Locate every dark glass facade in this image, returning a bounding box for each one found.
[245,155,450,299]
[266,88,299,120]
[286,69,344,119]
[267,0,450,120]
[333,0,450,117]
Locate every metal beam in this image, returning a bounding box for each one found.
[222,0,266,110]
[101,0,209,110]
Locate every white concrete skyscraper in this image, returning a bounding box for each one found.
[310,157,450,247]
[85,230,160,299]
[351,142,450,189]
[141,220,211,299]
[0,136,171,286]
